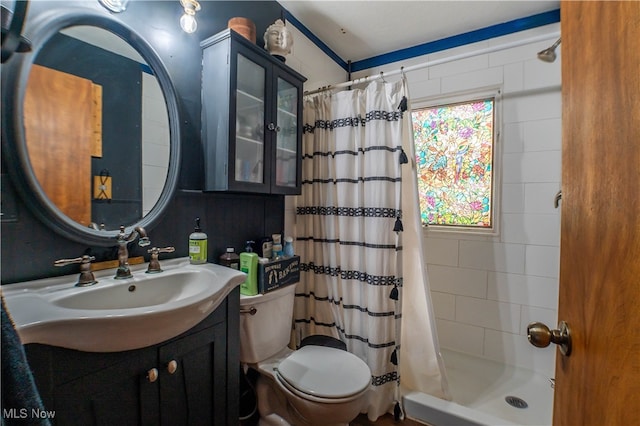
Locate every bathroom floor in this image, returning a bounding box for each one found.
[351,413,425,425]
[240,413,425,426]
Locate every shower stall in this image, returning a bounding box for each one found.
[403,349,554,425]
[295,26,564,426]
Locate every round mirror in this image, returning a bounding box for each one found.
[1,8,180,247]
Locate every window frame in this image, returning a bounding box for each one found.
[411,87,502,236]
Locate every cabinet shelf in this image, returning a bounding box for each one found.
[277,146,297,156]
[237,89,264,103]
[237,134,264,145]
[277,107,296,118]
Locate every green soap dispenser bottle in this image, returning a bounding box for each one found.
[189,217,208,264]
[239,241,259,295]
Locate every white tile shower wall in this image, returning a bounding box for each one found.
[352,23,561,377]
[284,22,561,378]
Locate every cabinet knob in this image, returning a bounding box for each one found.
[147,368,159,383]
[267,123,280,132]
[167,360,178,375]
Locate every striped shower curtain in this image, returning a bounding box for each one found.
[293,79,407,420]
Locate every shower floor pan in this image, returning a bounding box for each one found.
[404,349,554,426]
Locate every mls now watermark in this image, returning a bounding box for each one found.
[3,408,56,420]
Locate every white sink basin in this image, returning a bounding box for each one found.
[2,258,245,352]
[51,270,212,310]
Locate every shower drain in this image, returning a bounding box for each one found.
[505,396,528,409]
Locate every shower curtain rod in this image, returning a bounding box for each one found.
[304,31,561,96]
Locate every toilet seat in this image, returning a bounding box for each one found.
[275,345,370,402]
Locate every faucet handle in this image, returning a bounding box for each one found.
[54,255,95,267]
[146,246,175,274]
[54,255,98,287]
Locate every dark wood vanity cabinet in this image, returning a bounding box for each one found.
[25,288,240,425]
[201,29,306,195]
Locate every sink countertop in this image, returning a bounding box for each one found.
[1,258,246,352]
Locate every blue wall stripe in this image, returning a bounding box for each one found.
[351,9,560,72]
[140,62,153,75]
[284,8,560,73]
[282,8,349,71]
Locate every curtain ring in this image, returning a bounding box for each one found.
[379,71,387,83]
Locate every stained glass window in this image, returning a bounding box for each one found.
[412,98,495,229]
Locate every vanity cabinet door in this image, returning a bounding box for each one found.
[45,348,159,426]
[201,29,306,195]
[157,322,227,426]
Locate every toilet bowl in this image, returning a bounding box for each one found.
[240,284,371,426]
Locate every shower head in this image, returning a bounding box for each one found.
[537,37,561,62]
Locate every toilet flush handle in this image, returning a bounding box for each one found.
[240,306,257,315]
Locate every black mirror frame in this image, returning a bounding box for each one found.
[1,0,31,63]
[1,6,181,247]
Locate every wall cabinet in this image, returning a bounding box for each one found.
[25,288,240,425]
[201,29,306,195]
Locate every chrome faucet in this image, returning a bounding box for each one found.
[115,226,151,279]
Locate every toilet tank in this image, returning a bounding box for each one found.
[239,283,296,364]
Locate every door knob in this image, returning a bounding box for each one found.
[527,321,572,356]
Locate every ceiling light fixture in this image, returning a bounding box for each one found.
[179,0,200,34]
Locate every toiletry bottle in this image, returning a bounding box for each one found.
[283,236,294,257]
[219,247,240,270]
[272,243,283,260]
[259,236,273,259]
[239,241,259,295]
[271,233,283,259]
[189,217,208,264]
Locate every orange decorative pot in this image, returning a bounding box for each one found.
[228,17,256,43]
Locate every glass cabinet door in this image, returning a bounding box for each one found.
[235,54,265,184]
[275,77,298,188]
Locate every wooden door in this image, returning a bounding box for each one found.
[555,2,640,424]
[24,64,94,226]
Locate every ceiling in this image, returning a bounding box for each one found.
[278,0,560,63]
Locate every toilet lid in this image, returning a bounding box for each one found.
[276,345,371,399]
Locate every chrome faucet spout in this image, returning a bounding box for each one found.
[135,226,151,247]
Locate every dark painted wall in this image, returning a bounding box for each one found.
[1,0,289,284]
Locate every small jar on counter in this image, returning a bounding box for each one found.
[219,247,240,270]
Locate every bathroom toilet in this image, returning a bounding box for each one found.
[239,284,371,426]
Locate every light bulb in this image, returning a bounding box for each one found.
[180,13,197,33]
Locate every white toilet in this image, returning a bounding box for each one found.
[239,284,371,426]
